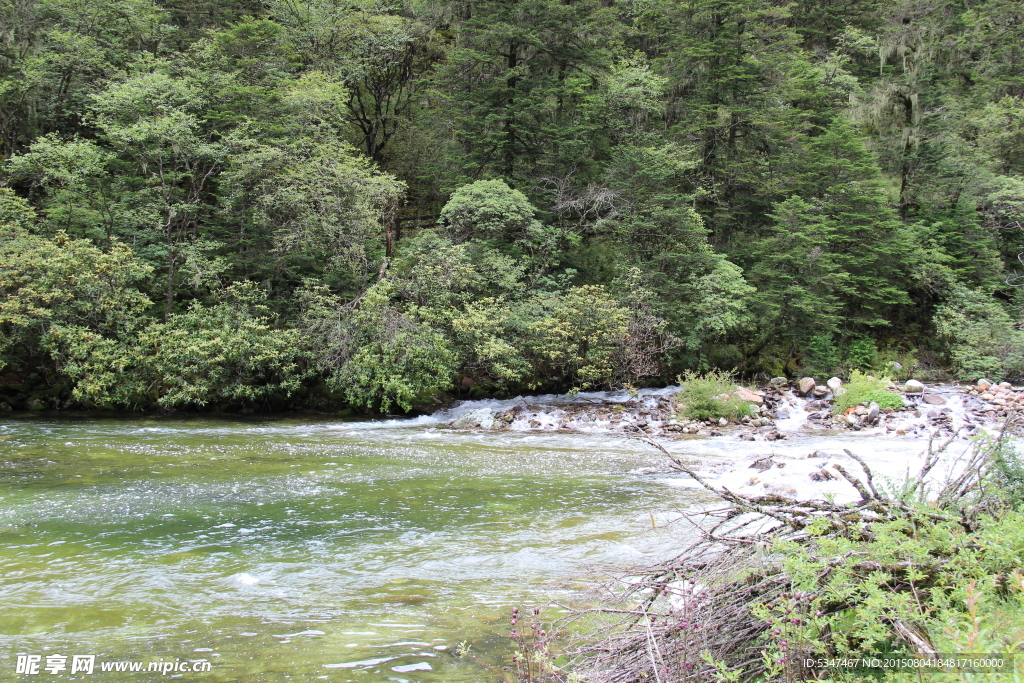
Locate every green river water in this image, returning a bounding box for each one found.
[0,415,698,682]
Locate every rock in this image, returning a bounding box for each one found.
[797,377,816,395]
[812,386,830,398]
[26,398,46,411]
[763,429,783,441]
[1000,381,1012,389]
[853,405,868,416]
[808,450,828,458]
[921,393,947,405]
[451,408,495,429]
[845,414,860,426]
[769,377,789,387]
[733,387,764,404]
[0,401,10,412]
[902,379,925,393]
[749,456,774,471]
[834,386,847,398]
[775,410,790,420]
[718,417,728,426]
[810,468,837,482]
[980,392,995,401]
[739,432,756,441]
[827,377,843,392]
[977,378,992,391]
[867,401,880,424]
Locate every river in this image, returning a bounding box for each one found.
[0,413,706,681]
[0,390,977,682]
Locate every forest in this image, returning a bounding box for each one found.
[2,0,1024,412]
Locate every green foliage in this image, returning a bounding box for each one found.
[934,285,1024,382]
[990,439,1024,508]
[832,370,904,413]
[298,280,459,412]
[674,370,754,422]
[0,228,152,381]
[768,505,1024,668]
[5,0,1024,409]
[56,282,310,408]
[453,286,636,392]
[844,337,877,372]
[802,333,840,377]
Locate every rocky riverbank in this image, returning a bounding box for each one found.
[438,377,1020,439]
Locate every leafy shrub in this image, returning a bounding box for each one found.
[844,336,877,371]
[991,438,1024,507]
[934,284,1024,381]
[832,369,904,413]
[802,333,840,377]
[675,370,754,422]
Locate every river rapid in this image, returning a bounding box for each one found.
[0,387,991,682]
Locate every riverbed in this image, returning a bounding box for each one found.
[0,393,985,682]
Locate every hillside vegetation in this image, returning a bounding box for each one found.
[2,0,1024,411]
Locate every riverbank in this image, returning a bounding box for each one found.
[438,377,1017,439]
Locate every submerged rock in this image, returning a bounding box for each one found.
[921,393,947,405]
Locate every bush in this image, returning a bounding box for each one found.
[802,333,841,377]
[675,370,754,422]
[934,284,1024,381]
[833,369,904,413]
[844,336,877,371]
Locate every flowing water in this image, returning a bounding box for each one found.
[0,391,979,681]
[0,412,706,682]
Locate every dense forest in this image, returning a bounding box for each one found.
[2,0,1024,412]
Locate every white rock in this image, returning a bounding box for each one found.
[903,379,924,393]
[827,377,843,392]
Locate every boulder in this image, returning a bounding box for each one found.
[26,398,46,411]
[921,393,947,405]
[867,401,880,424]
[812,386,831,398]
[797,377,816,395]
[733,387,764,404]
[977,378,992,391]
[718,417,728,426]
[769,377,789,387]
[999,381,1012,389]
[451,408,495,429]
[827,377,843,392]
[902,379,925,393]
